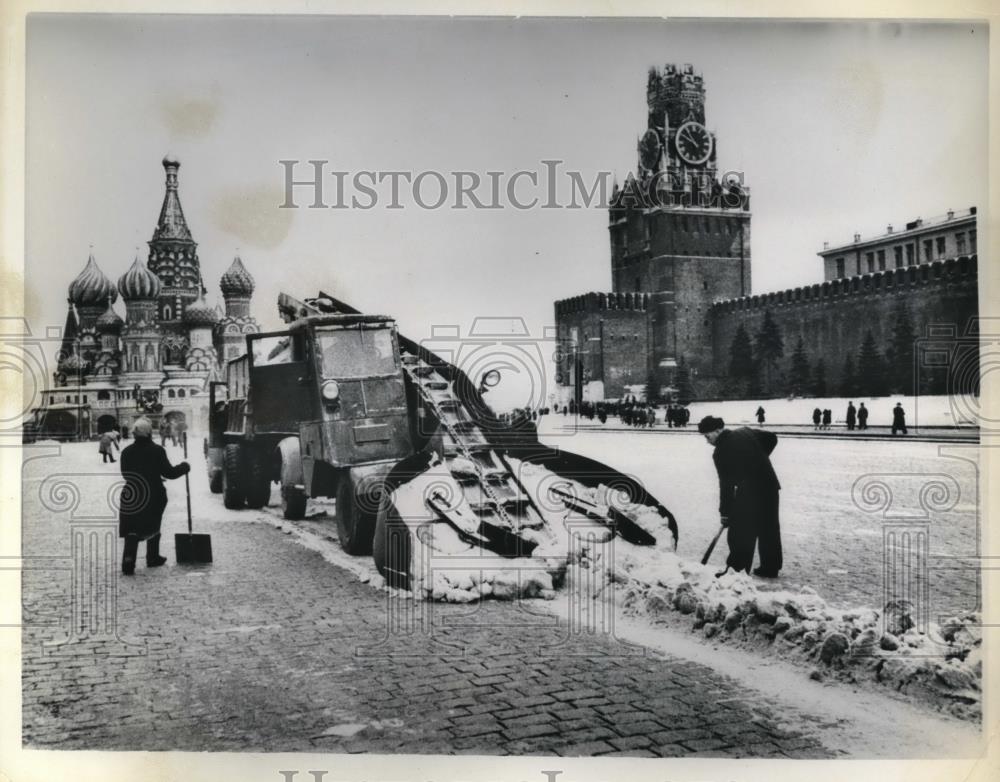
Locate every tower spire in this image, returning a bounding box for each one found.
[152,156,193,242]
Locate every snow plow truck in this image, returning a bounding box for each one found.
[205,290,678,589]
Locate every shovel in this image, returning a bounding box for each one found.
[175,431,213,564]
[700,523,726,565]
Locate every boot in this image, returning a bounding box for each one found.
[122,534,139,576]
[146,534,167,567]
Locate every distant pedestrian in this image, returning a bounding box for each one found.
[698,415,782,579]
[846,401,857,431]
[99,430,119,463]
[812,408,821,429]
[118,417,190,575]
[822,409,832,429]
[892,403,908,435]
[857,402,869,430]
[159,419,168,446]
[756,406,766,425]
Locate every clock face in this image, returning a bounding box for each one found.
[675,121,713,166]
[638,128,661,171]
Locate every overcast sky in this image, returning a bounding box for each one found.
[25,15,987,404]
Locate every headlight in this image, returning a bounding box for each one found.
[321,380,340,402]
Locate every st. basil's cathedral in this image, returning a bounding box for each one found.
[29,156,261,440]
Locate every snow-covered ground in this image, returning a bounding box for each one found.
[538,417,980,613]
[677,394,975,428]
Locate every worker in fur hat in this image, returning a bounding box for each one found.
[118,417,190,575]
[698,415,782,578]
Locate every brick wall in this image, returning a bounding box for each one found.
[710,256,979,395]
[554,293,650,399]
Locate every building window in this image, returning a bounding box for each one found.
[894,246,903,268]
[98,390,110,400]
[906,244,914,265]
[167,389,175,398]
[865,252,874,273]
[635,277,641,292]
[936,236,946,257]
[49,395,54,405]
[970,229,977,253]
[923,239,933,262]
[82,395,87,403]
[178,389,186,398]
[835,258,845,278]
[877,250,886,270]
[956,232,966,255]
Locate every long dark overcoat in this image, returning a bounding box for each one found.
[118,437,188,539]
[712,427,782,574]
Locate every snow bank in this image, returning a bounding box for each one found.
[376,458,981,719]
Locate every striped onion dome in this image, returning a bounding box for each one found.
[117,255,162,300]
[68,253,117,307]
[95,299,124,332]
[219,255,255,296]
[183,290,219,327]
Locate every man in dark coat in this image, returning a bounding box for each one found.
[846,401,857,430]
[812,407,822,429]
[119,417,189,575]
[892,402,908,435]
[857,402,869,430]
[699,415,782,578]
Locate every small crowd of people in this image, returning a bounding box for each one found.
[812,401,907,434]
[555,397,692,429]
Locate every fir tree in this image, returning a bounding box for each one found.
[729,323,755,378]
[857,329,886,396]
[888,301,917,395]
[812,358,828,397]
[788,336,811,396]
[754,310,784,395]
[840,354,858,397]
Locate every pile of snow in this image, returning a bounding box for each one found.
[606,536,981,720]
[372,457,981,719]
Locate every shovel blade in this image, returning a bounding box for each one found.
[175,533,213,564]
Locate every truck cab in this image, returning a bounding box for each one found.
[225,313,416,553]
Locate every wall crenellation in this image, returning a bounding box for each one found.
[555,292,650,316]
[712,255,977,313]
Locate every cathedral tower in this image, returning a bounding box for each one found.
[215,255,260,363]
[147,156,201,365]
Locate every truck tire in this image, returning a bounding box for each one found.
[244,448,271,509]
[373,497,411,590]
[209,470,223,494]
[336,471,376,555]
[222,443,245,509]
[281,486,307,520]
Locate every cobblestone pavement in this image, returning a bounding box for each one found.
[21,444,834,757]
[540,422,980,611]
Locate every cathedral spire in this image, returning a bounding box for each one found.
[151,155,193,242]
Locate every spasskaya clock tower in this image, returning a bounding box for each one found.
[605,63,752,400]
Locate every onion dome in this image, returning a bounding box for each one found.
[183,290,219,327]
[219,255,255,296]
[117,255,162,300]
[95,298,124,332]
[58,353,88,373]
[68,253,117,307]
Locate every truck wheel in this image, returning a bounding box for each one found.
[209,470,223,494]
[336,472,376,556]
[373,497,411,590]
[281,486,307,520]
[222,443,245,509]
[244,449,271,509]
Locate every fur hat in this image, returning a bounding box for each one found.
[697,415,725,434]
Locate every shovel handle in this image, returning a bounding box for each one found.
[182,431,192,534]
